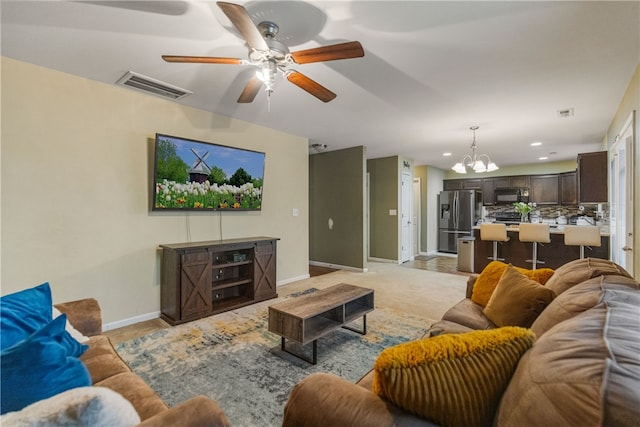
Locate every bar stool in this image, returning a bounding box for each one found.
[519,223,550,270]
[480,223,509,261]
[564,225,601,259]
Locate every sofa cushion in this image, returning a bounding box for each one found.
[543,258,632,296]
[483,265,556,327]
[0,315,91,414]
[471,261,554,307]
[96,372,168,421]
[496,300,640,427]
[372,327,535,427]
[0,386,140,427]
[441,298,496,330]
[425,319,476,337]
[80,335,132,384]
[532,274,640,337]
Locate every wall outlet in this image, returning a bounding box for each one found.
[292,208,299,217]
[389,209,397,216]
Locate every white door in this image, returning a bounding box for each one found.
[401,172,412,262]
[412,178,421,256]
[609,112,634,275]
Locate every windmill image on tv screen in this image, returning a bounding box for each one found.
[153,134,265,211]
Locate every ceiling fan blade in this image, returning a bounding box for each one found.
[290,41,364,64]
[162,55,243,64]
[286,71,336,103]
[216,2,269,52]
[237,75,263,103]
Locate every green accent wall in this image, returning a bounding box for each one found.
[367,156,399,260]
[309,146,366,269]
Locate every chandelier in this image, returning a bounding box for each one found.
[451,126,499,174]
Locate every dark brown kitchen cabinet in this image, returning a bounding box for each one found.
[509,176,530,188]
[160,237,278,325]
[481,179,496,205]
[530,175,559,204]
[578,151,608,203]
[463,179,482,189]
[443,179,463,190]
[560,171,577,205]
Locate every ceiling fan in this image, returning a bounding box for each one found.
[162,1,365,105]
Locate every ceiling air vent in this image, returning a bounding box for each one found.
[116,71,192,100]
[557,108,574,118]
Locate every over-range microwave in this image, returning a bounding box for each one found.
[494,188,530,204]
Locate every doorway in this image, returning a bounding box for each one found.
[401,172,412,262]
[412,178,421,256]
[609,111,635,275]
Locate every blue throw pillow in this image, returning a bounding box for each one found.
[0,315,91,414]
[0,283,87,357]
[0,282,52,350]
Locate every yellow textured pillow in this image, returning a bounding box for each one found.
[483,264,556,327]
[471,261,554,307]
[372,327,535,427]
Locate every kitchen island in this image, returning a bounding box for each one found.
[472,225,609,273]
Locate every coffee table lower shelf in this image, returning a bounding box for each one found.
[279,315,368,364]
[268,283,374,365]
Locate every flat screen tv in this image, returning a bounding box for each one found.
[152,133,265,211]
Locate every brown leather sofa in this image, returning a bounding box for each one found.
[282,259,640,427]
[55,298,229,427]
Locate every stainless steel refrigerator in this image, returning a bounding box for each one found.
[438,190,483,253]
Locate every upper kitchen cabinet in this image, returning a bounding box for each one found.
[530,175,559,204]
[578,151,608,203]
[560,171,577,205]
[481,179,496,206]
[493,176,530,189]
[443,179,463,190]
[443,179,482,190]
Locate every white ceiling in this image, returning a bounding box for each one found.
[2,1,638,169]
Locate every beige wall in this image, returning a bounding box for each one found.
[1,57,310,325]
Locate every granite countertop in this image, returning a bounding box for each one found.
[473,225,610,237]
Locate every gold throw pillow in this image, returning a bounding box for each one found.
[471,261,554,307]
[372,327,535,427]
[483,264,556,327]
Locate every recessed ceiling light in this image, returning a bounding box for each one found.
[443,152,452,157]
[539,156,548,160]
[531,142,542,146]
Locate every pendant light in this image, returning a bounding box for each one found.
[451,126,499,174]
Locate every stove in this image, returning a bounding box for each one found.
[493,212,521,224]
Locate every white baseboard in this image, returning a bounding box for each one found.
[277,274,310,286]
[310,260,368,272]
[367,257,397,264]
[103,310,161,331]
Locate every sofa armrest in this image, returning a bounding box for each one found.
[54,298,102,336]
[136,396,229,427]
[466,274,478,299]
[283,373,436,427]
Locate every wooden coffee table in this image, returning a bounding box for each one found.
[268,283,374,364]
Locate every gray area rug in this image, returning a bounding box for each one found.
[116,293,430,426]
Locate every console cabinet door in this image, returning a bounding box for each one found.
[180,250,213,320]
[254,240,277,299]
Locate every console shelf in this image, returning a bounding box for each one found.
[160,237,279,325]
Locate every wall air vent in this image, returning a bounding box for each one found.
[116,71,192,100]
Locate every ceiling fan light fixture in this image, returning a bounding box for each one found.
[452,126,498,174]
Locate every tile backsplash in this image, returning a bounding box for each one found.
[485,204,608,223]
